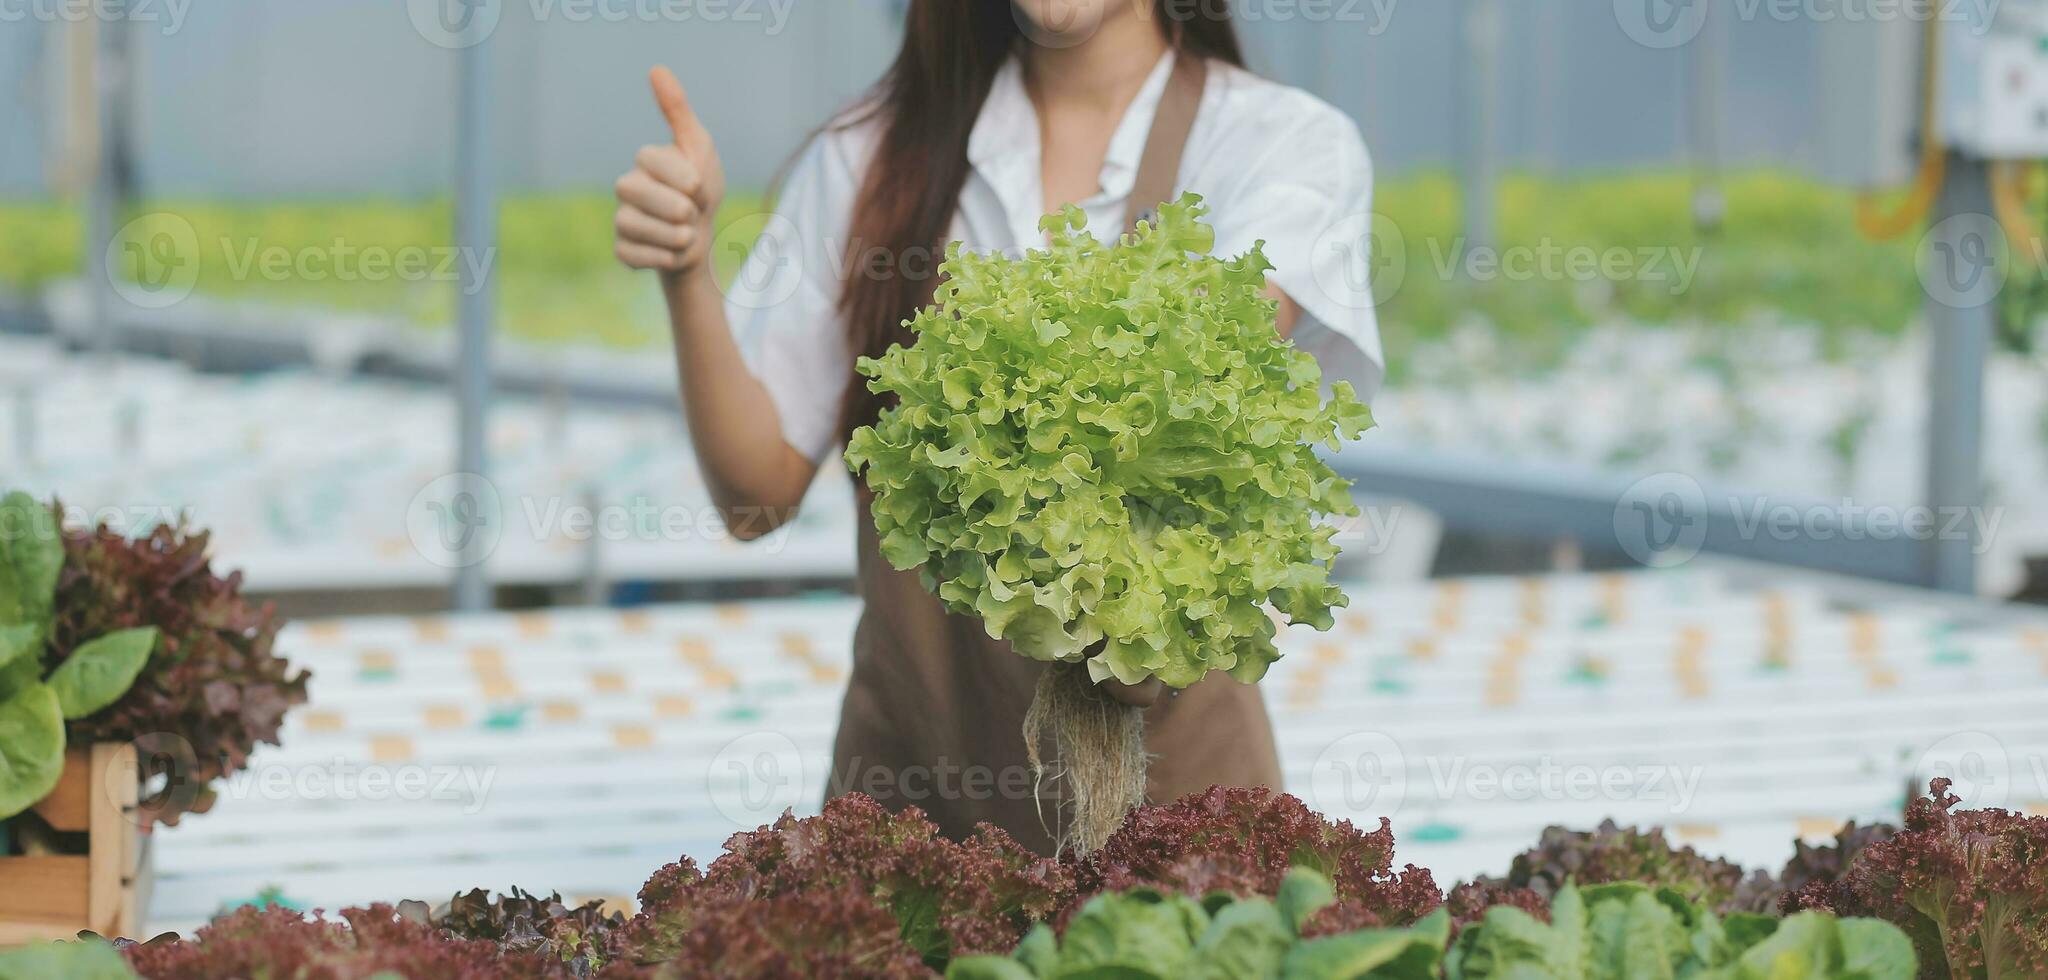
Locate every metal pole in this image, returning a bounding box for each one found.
[1690,3,1726,230]
[452,23,497,611]
[1532,1,1563,171]
[1923,153,1994,595]
[87,1,125,355]
[1460,0,1501,256]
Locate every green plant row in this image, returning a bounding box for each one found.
[10,170,2030,364]
[7,778,2040,979]
[952,874,1909,980]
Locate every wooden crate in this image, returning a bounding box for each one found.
[0,744,152,945]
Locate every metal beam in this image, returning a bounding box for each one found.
[1922,154,1995,594]
[86,2,124,356]
[1330,447,1931,587]
[1460,0,1501,254]
[452,22,498,611]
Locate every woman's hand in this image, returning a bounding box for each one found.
[615,66,728,284]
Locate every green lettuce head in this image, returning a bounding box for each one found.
[845,194,1374,688]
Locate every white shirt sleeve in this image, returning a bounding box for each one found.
[1204,93,1387,405]
[725,129,863,465]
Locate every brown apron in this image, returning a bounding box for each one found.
[826,54,1283,855]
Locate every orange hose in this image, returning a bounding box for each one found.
[1991,160,2044,267]
[1856,20,1943,240]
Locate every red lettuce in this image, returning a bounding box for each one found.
[1786,779,2048,979]
[1482,818,1776,914]
[425,888,625,977]
[1775,818,1898,914]
[120,905,558,980]
[1066,785,1443,930]
[619,795,1070,970]
[619,883,929,979]
[1442,879,1552,932]
[49,516,309,826]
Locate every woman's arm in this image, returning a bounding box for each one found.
[615,68,817,540]
[1269,284,1301,339]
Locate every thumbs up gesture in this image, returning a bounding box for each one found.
[615,66,728,281]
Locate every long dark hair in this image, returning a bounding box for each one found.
[832,0,1245,441]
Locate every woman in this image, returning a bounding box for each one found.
[614,0,1383,853]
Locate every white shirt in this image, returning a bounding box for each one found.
[728,51,1385,465]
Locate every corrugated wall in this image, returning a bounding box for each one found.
[0,0,1905,199]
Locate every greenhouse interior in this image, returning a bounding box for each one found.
[3,1,2048,978]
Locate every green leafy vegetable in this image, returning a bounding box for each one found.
[0,681,66,819]
[0,938,137,980]
[1487,819,1777,915]
[1444,881,1915,979]
[947,868,1447,980]
[0,623,38,695]
[0,648,38,702]
[47,627,158,720]
[0,490,63,642]
[846,195,1374,687]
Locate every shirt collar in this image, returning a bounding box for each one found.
[968,48,1179,207]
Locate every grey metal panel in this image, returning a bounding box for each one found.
[0,5,1934,196]
[0,23,51,193]
[1816,16,1919,187]
[1329,446,1932,587]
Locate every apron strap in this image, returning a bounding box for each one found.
[1124,52,1209,234]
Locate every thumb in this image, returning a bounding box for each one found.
[649,66,705,148]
